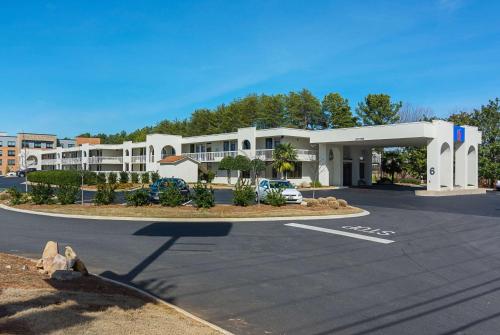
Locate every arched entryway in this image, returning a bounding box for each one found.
[26,155,38,167]
[149,145,155,163]
[467,145,477,186]
[440,142,452,188]
[161,145,176,159]
[242,140,251,150]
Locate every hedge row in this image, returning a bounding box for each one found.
[28,170,82,186]
[27,170,155,186]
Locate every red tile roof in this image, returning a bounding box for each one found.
[158,155,199,164]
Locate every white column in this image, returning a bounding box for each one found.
[454,142,467,188]
[364,148,373,186]
[331,145,343,186]
[426,121,454,191]
[351,146,360,186]
[318,143,330,186]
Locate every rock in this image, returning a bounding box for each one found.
[318,198,329,205]
[73,259,89,275]
[328,200,339,209]
[5,265,11,270]
[64,246,78,268]
[47,254,69,274]
[35,258,44,269]
[300,201,308,206]
[50,270,83,281]
[306,199,319,207]
[21,265,27,271]
[42,241,58,260]
[338,199,348,207]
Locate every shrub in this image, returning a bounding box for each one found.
[119,171,129,184]
[398,177,421,185]
[27,170,80,187]
[30,183,54,205]
[233,181,255,207]
[93,183,116,205]
[6,187,23,205]
[328,200,339,209]
[57,185,80,205]
[310,181,322,188]
[326,196,337,201]
[0,191,10,201]
[83,171,97,185]
[377,177,392,185]
[338,199,348,207]
[141,173,150,184]
[159,184,184,207]
[306,198,319,207]
[96,173,107,184]
[318,198,328,205]
[107,172,118,184]
[125,188,150,206]
[266,188,286,207]
[199,170,216,183]
[192,182,215,209]
[151,171,160,183]
[131,172,139,184]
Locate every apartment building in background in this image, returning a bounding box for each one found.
[20,120,482,193]
[0,132,19,175]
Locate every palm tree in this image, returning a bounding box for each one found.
[272,143,298,180]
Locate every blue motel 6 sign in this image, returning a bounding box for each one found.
[454,126,465,143]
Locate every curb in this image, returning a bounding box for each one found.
[0,203,370,222]
[95,274,234,335]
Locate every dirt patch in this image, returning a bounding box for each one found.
[0,253,222,335]
[10,203,363,219]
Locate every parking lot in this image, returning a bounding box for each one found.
[1,175,500,334]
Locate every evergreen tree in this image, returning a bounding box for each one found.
[356,94,402,125]
[322,93,358,128]
[286,89,325,129]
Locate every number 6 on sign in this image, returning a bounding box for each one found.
[429,167,435,175]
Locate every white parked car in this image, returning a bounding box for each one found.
[5,172,17,177]
[256,179,303,204]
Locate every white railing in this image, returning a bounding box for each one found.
[131,155,146,163]
[182,151,238,162]
[41,159,57,165]
[255,149,317,161]
[88,156,123,164]
[62,157,82,165]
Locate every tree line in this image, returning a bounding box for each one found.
[80,90,499,186]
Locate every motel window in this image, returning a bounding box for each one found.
[7,141,15,147]
[265,138,273,149]
[8,150,15,156]
[0,141,2,146]
[241,170,250,178]
[190,144,195,153]
[0,159,2,165]
[0,151,2,156]
[288,162,302,179]
[223,141,229,152]
[359,162,365,180]
[34,142,41,148]
[8,159,15,166]
[46,143,54,149]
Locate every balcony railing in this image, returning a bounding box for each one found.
[182,151,238,162]
[41,159,57,165]
[88,156,123,164]
[62,157,82,165]
[255,149,317,161]
[131,155,146,163]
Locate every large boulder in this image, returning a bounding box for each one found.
[42,241,58,261]
[50,270,83,281]
[45,254,68,274]
[64,246,88,275]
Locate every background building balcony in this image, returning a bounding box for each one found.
[88,156,123,164]
[255,149,317,161]
[61,157,82,165]
[181,151,238,162]
[131,155,147,163]
[41,159,57,165]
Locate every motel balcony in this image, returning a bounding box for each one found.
[131,155,147,163]
[61,157,82,165]
[88,156,123,164]
[41,159,58,165]
[255,149,317,161]
[180,149,317,163]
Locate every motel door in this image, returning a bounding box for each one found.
[343,162,352,186]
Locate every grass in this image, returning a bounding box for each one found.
[0,253,221,335]
[11,203,363,218]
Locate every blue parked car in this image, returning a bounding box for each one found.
[149,177,191,202]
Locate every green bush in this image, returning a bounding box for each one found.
[141,173,150,184]
[93,183,116,205]
[265,188,286,207]
[57,185,80,205]
[159,184,184,207]
[199,170,216,183]
[83,171,97,185]
[377,177,393,185]
[192,182,215,209]
[125,188,150,206]
[131,172,139,184]
[398,177,421,185]
[7,187,23,205]
[28,170,80,187]
[96,173,106,184]
[233,182,255,207]
[310,180,322,188]
[107,172,118,184]
[30,183,54,205]
[151,171,160,183]
[119,171,129,184]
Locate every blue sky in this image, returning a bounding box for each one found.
[1,0,499,137]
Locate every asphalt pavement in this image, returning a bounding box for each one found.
[1,183,499,334]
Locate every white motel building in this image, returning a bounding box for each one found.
[21,120,482,193]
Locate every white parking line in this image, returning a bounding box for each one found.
[285,223,395,244]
